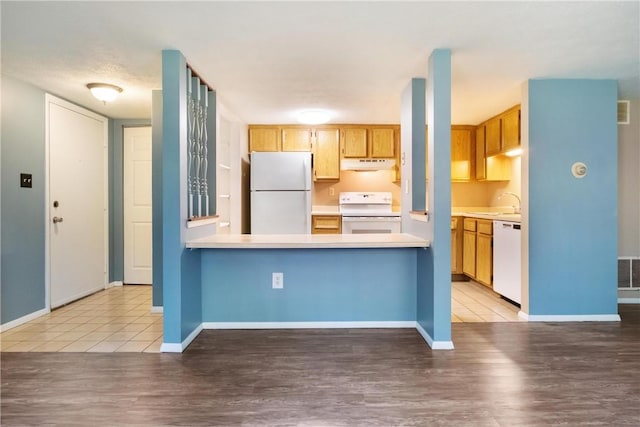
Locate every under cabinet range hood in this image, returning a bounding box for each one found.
[340,158,396,171]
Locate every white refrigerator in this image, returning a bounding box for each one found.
[250,152,312,234]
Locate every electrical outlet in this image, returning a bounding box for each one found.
[272,272,283,289]
[329,187,335,197]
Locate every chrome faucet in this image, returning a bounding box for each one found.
[499,192,521,214]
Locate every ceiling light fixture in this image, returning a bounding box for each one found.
[87,83,123,103]
[297,110,331,125]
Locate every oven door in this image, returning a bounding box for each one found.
[341,216,401,234]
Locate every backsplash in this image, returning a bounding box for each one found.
[313,170,401,206]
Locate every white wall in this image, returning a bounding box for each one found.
[618,98,640,257]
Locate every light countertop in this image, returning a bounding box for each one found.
[311,205,341,215]
[452,209,521,222]
[186,233,429,249]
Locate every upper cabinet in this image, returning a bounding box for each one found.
[342,128,368,157]
[475,125,486,180]
[314,129,340,181]
[451,126,475,181]
[501,106,521,152]
[249,127,280,152]
[485,117,502,156]
[370,128,395,158]
[281,128,312,151]
[481,104,521,157]
[341,126,396,159]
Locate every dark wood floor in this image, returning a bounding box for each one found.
[2,305,639,426]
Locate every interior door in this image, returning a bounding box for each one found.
[48,96,108,308]
[124,127,152,284]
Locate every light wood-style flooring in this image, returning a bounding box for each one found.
[2,305,638,426]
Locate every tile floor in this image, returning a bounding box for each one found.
[451,280,522,322]
[0,285,162,353]
[1,280,519,353]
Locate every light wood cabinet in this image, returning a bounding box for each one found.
[281,128,312,152]
[342,128,368,157]
[485,117,502,156]
[451,217,464,274]
[370,128,395,158]
[501,107,521,152]
[314,129,340,181]
[462,218,477,277]
[249,127,280,152]
[311,215,342,234]
[451,127,474,181]
[342,126,395,159]
[475,219,493,288]
[462,217,493,288]
[475,125,486,180]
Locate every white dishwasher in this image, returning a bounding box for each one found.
[493,220,521,304]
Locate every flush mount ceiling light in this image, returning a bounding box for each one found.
[87,83,123,103]
[296,110,331,125]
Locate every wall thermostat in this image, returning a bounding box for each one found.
[571,162,587,178]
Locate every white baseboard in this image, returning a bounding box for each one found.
[108,281,123,288]
[150,306,164,314]
[518,312,621,322]
[415,322,454,350]
[160,323,203,353]
[0,307,50,332]
[201,321,417,329]
[618,298,640,304]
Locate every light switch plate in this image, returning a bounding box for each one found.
[20,173,33,188]
[272,272,283,289]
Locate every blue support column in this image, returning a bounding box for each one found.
[160,50,203,349]
[416,49,452,348]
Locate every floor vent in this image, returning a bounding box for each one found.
[618,100,630,124]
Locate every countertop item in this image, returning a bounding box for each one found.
[186,233,429,249]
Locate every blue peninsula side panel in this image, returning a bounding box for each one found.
[201,248,418,322]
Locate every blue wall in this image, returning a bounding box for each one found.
[528,79,618,315]
[1,76,47,324]
[418,49,452,342]
[201,249,417,322]
[161,50,202,343]
[110,119,151,283]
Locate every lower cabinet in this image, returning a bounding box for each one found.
[462,219,477,277]
[462,217,493,289]
[451,217,464,274]
[476,220,493,288]
[311,215,342,234]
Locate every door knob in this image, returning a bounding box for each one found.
[52,216,64,224]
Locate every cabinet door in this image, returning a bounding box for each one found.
[475,126,486,180]
[311,215,342,234]
[476,234,493,287]
[249,127,280,152]
[485,118,502,156]
[463,230,476,278]
[342,128,367,157]
[451,228,458,273]
[451,128,472,181]
[501,108,520,152]
[314,129,340,181]
[370,128,395,158]
[282,128,312,151]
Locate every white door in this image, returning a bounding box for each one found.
[123,127,153,284]
[47,95,108,308]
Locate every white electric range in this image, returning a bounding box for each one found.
[339,192,401,234]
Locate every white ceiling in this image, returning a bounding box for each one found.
[2,1,639,125]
